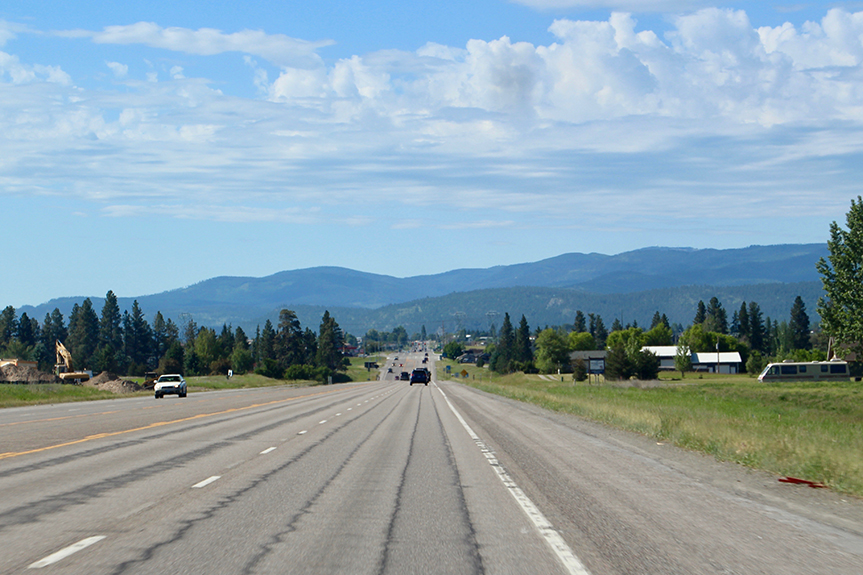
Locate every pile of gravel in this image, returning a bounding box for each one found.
[86,372,143,393]
[0,364,61,384]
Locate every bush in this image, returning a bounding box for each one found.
[572,358,588,382]
[255,358,284,379]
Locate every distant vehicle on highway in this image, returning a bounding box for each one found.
[400,372,410,381]
[758,360,849,382]
[154,374,187,398]
[409,369,429,386]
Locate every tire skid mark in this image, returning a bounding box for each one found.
[238,391,410,575]
[1,387,392,534]
[376,390,422,575]
[429,391,485,574]
[107,387,406,575]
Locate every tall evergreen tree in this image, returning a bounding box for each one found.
[316,311,346,372]
[789,296,811,350]
[67,299,99,370]
[276,309,303,368]
[748,301,765,353]
[515,315,532,363]
[498,313,515,364]
[650,311,662,329]
[152,311,169,362]
[737,302,750,343]
[611,318,623,332]
[574,311,586,333]
[16,312,37,348]
[693,300,707,325]
[704,297,728,334]
[0,306,17,348]
[99,291,123,353]
[593,315,608,348]
[259,320,276,362]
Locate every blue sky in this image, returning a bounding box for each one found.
[2,1,861,307]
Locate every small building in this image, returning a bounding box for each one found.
[691,352,742,374]
[641,346,742,374]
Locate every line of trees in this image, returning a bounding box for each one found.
[0,292,350,383]
[458,291,820,381]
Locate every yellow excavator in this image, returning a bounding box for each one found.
[54,340,92,383]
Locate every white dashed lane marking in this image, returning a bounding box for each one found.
[28,536,106,569]
[191,476,221,489]
[260,447,277,455]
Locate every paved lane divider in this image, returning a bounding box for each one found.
[435,383,591,575]
[28,536,106,569]
[259,447,277,455]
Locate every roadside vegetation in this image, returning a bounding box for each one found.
[0,355,385,408]
[440,360,863,497]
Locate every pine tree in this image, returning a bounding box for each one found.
[316,311,346,373]
[650,311,662,329]
[16,312,37,348]
[611,318,623,332]
[748,301,765,353]
[515,315,532,363]
[693,300,707,325]
[737,302,750,343]
[67,299,99,370]
[593,315,608,348]
[0,306,17,348]
[276,309,303,368]
[704,297,728,334]
[574,311,586,333]
[496,312,515,372]
[99,291,123,354]
[789,296,811,350]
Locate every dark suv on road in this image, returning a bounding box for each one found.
[409,369,429,386]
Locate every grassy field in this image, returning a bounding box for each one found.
[439,360,863,496]
[0,356,385,409]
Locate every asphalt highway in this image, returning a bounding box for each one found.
[1,351,861,574]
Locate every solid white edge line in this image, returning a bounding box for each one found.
[28,536,106,569]
[260,447,277,455]
[191,475,221,489]
[434,382,591,575]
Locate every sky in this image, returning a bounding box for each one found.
[2,1,863,308]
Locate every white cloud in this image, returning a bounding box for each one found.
[3,7,863,241]
[0,51,71,84]
[74,22,333,68]
[106,61,128,77]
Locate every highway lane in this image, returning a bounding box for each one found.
[0,354,568,574]
[1,350,862,574]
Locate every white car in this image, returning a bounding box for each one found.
[154,374,187,399]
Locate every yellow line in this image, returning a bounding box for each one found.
[0,410,122,428]
[0,388,340,461]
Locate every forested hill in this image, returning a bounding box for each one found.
[18,244,828,334]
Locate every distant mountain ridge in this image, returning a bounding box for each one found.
[18,244,829,334]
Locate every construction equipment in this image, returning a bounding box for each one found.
[54,340,92,383]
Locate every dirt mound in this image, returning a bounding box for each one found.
[0,364,60,384]
[86,371,143,393]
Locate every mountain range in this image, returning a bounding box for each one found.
[19,244,830,337]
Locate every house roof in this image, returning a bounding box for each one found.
[692,352,742,364]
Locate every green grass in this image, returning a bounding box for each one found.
[0,357,385,409]
[0,384,143,408]
[439,360,863,496]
